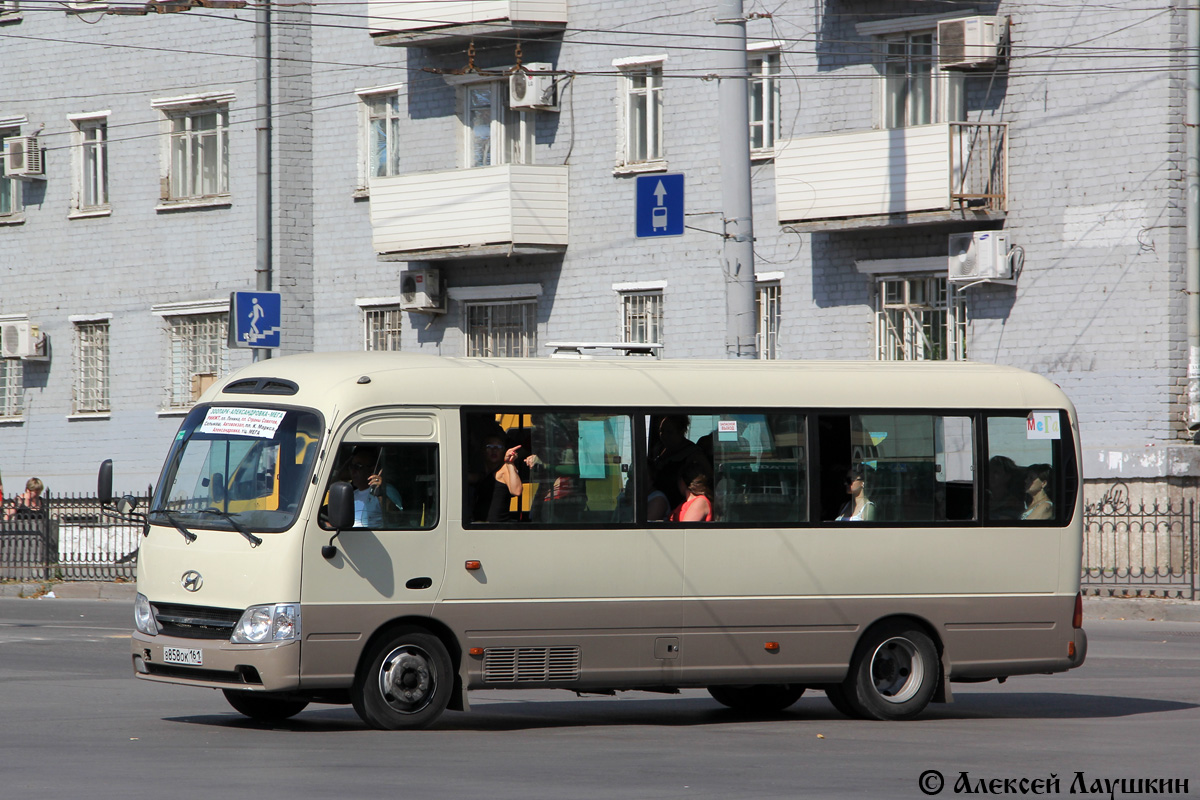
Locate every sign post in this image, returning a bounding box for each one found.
[229,291,282,350]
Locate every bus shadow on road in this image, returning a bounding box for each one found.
[165,690,1197,733]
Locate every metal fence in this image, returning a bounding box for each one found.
[0,491,146,582]
[1081,497,1199,600]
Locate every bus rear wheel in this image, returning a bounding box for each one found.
[352,628,452,730]
[842,623,938,721]
[707,684,805,714]
[222,689,309,722]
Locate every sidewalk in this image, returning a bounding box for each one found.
[0,580,136,600]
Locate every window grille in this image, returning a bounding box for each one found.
[75,320,110,413]
[0,358,23,419]
[876,276,966,361]
[622,292,663,346]
[466,301,537,357]
[363,305,402,352]
[167,313,228,409]
[757,283,781,360]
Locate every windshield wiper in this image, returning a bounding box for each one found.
[147,509,198,544]
[197,508,263,548]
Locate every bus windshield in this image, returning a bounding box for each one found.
[152,405,323,533]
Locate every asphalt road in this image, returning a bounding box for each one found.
[1,597,1197,800]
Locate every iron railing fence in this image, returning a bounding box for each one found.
[0,491,147,582]
[1081,497,1198,600]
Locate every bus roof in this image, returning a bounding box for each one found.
[200,352,1074,415]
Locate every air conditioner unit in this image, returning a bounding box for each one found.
[1,321,46,359]
[509,64,557,110]
[4,136,44,179]
[948,231,1011,282]
[938,16,1006,69]
[400,267,445,313]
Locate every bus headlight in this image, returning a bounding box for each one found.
[134,593,157,636]
[231,603,301,644]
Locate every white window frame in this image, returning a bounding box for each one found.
[0,123,25,221]
[152,92,234,207]
[357,299,403,352]
[615,282,665,348]
[151,302,229,412]
[69,111,111,217]
[459,79,533,169]
[464,299,538,358]
[858,15,965,130]
[748,44,781,156]
[71,315,112,416]
[875,274,966,361]
[614,55,667,171]
[0,315,27,421]
[357,84,405,189]
[756,275,782,360]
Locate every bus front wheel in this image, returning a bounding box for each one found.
[707,684,805,713]
[352,628,452,730]
[842,623,938,721]
[222,689,309,722]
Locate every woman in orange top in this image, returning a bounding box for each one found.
[669,464,713,522]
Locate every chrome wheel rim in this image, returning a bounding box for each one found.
[870,637,924,704]
[378,645,437,714]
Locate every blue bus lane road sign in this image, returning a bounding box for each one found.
[229,291,282,349]
[636,173,684,238]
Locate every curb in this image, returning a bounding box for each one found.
[1083,596,1200,623]
[0,581,136,600]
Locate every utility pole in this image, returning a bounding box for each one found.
[253,0,273,362]
[716,0,758,359]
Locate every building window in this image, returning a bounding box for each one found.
[749,51,781,153]
[463,81,532,168]
[876,275,966,361]
[74,319,110,414]
[73,117,109,212]
[0,358,22,419]
[882,30,963,129]
[0,128,23,217]
[166,313,228,409]
[757,282,781,360]
[619,63,664,166]
[466,300,537,357]
[166,106,229,200]
[363,305,402,351]
[621,291,663,346]
[0,0,19,20]
[366,92,402,178]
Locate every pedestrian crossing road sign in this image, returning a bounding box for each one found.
[229,291,282,349]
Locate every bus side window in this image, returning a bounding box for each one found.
[985,415,1060,524]
[323,442,439,530]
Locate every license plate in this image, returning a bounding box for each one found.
[163,647,203,666]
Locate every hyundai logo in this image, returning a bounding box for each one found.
[181,571,203,592]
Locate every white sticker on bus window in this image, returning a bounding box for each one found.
[1027,411,1061,440]
[200,407,287,439]
[718,420,738,442]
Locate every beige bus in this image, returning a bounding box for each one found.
[102,353,1087,729]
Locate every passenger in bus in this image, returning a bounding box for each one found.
[345,447,403,528]
[650,415,711,510]
[987,455,1026,520]
[668,463,714,522]
[1021,464,1054,521]
[473,434,523,523]
[835,468,876,522]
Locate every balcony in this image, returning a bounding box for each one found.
[368,0,567,47]
[369,164,569,261]
[774,122,1007,231]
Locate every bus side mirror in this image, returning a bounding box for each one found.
[322,481,355,559]
[98,460,114,505]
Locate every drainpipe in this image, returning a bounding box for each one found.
[716,0,758,359]
[254,0,272,362]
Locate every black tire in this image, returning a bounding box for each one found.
[352,628,453,730]
[822,684,862,719]
[222,689,309,722]
[842,622,939,721]
[707,684,805,713]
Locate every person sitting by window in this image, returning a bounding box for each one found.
[836,468,875,522]
[472,434,523,523]
[1021,464,1055,521]
[669,464,713,522]
[345,447,403,528]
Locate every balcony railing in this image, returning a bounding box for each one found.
[369,164,569,260]
[775,122,1007,230]
[368,0,567,46]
